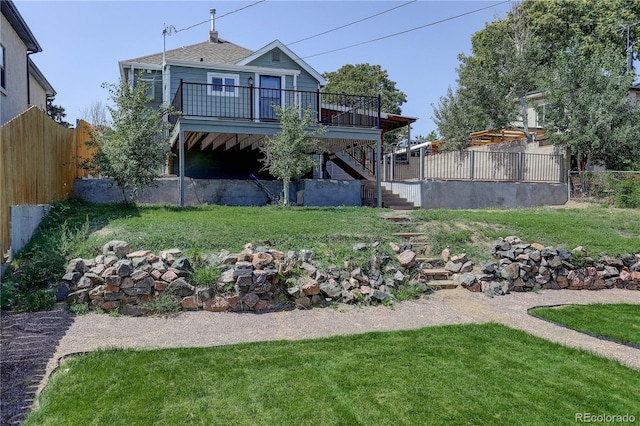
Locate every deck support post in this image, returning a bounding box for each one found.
[178,126,185,207]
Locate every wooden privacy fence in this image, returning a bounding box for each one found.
[0,106,93,263]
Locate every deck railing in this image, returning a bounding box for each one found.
[384,146,564,183]
[170,80,380,129]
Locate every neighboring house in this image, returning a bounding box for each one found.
[119,10,414,205]
[0,0,55,125]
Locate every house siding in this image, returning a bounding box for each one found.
[1,13,29,125]
[245,48,319,92]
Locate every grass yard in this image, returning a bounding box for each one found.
[530,304,640,346]
[24,323,640,426]
[5,199,640,311]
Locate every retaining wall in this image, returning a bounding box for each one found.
[382,180,568,209]
[73,177,362,207]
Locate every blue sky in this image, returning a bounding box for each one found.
[16,0,515,136]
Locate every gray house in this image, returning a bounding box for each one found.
[1,0,55,125]
[119,11,413,206]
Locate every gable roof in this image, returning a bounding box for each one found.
[237,40,326,86]
[1,0,42,52]
[124,39,253,66]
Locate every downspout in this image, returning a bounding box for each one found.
[26,52,35,105]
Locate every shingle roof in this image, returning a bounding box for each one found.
[124,39,253,66]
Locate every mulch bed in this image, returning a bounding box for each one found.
[0,307,74,426]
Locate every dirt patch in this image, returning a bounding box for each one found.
[0,306,74,426]
[93,227,115,237]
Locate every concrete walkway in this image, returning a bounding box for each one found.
[43,288,640,394]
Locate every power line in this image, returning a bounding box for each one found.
[287,0,417,46]
[301,0,511,59]
[169,0,266,35]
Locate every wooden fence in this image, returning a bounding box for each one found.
[0,106,93,263]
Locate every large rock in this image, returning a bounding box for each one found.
[168,278,195,297]
[103,240,130,258]
[397,250,416,268]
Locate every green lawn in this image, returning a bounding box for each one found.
[24,323,639,426]
[530,304,640,346]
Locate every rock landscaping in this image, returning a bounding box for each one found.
[59,240,431,315]
[450,236,640,297]
[58,237,640,315]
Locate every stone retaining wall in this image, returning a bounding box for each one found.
[59,240,426,315]
[452,237,640,296]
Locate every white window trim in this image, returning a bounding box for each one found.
[207,72,239,97]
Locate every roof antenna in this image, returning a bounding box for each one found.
[209,8,219,43]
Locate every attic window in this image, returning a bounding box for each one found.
[272,50,280,62]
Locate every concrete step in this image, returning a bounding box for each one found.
[420,268,452,279]
[416,257,442,264]
[392,232,425,240]
[428,280,458,290]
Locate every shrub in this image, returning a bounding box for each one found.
[24,290,55,312]
[142,291,181,316]
[68,302,90,315]
[1,281,17,310]
[615,179,640,208]
[191,264,222,287]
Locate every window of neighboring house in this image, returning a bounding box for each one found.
[536,104,551,127]
[207,72,238,96]
[0,44,6,91]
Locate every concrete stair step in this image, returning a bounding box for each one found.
[392,232,425,239]
[428,280,458,290]
[416,257,442,264]
[420,268,452,278]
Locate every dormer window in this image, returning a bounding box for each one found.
[207,72,239,97]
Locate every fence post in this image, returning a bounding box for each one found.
[419,146,425,180]
[558,155,565,183]
[390,147,396,181]
[518,152,524,181]
[469,151,475,181]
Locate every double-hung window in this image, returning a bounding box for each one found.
[207,72,238,97]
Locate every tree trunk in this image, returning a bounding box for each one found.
[520,96,532,142]
[282,179,289,206]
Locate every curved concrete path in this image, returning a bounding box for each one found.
[42,288,640,395]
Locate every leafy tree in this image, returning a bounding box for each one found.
[322,63,408,146]
[416,130,439,141]
[322,63,407,114]
[541,43,640,170]
[432,87,486,150]
[260,105,326,206]
[46,97,72,128]
[87,77,175,205]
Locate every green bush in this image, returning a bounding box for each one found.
[68,302,90,315]
[615,179,640,208]
[142,291,181,316]
[1,281,17,310]
[24,290,55,312]
[191,263,222,287]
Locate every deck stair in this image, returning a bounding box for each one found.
[363,181,414,210]
[384,214,459,290]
